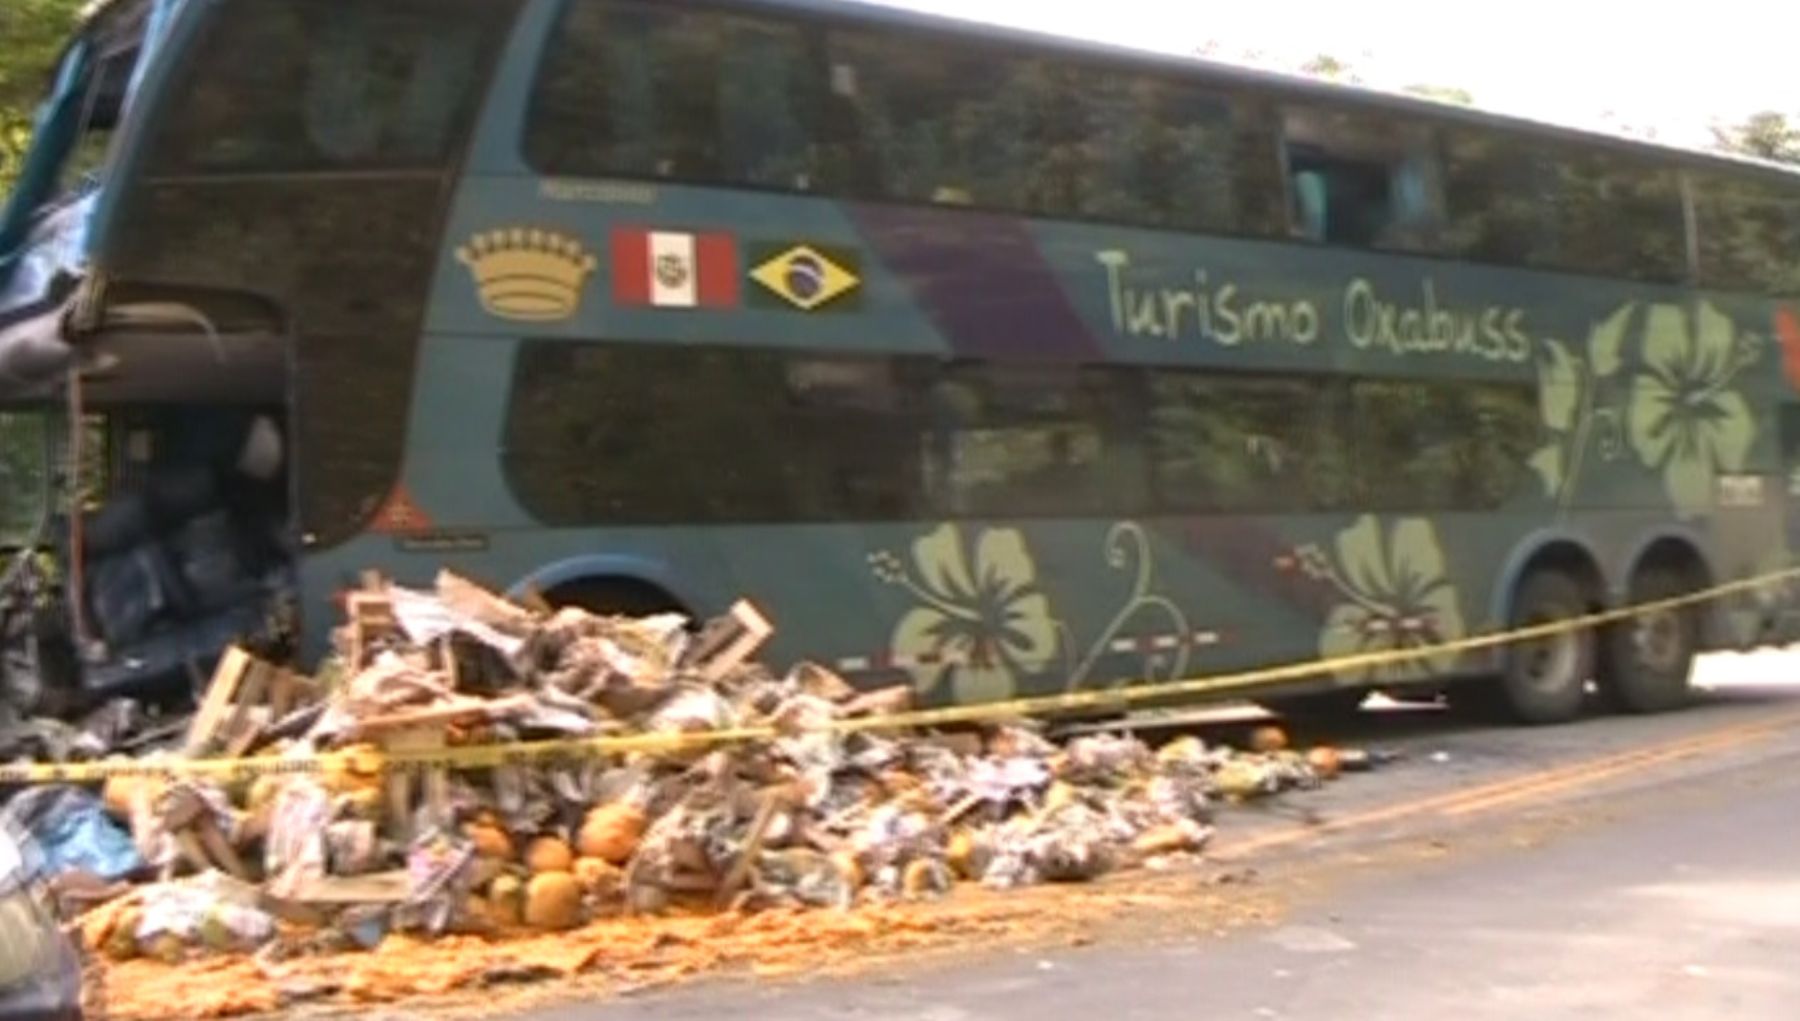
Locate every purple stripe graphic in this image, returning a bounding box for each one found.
[849,203,1104,362]
[1170,517,1334,618]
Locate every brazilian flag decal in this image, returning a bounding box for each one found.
[747,243,862,312]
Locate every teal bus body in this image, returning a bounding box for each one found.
[8,0,1800,713]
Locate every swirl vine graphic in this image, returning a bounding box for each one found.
[1061,522,1194,692]
[1530,303,1632,510]
[872,522,1197,701]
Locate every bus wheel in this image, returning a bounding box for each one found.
[1493,569,1594,726]
[1601,567,1698,714]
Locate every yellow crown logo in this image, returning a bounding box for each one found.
[456,228,598,322]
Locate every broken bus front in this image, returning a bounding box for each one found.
[0,0,520,711]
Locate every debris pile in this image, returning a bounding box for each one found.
[21,572,1374,969]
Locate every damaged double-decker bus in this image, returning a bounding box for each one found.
[4,0,1800,726]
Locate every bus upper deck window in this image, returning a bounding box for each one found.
[1282,106,1444,252]
[301,13,482,166]
[144,0,516,177]
[1291,171,1328,242]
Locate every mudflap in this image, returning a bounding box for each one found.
[1711,472,1794,650]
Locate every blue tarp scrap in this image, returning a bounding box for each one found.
[0,785,143,882]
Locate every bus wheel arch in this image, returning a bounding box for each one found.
[511,556,695,619]
[536,575,689,618]
[1469,538,1606,725]
[1601,536,1711,714]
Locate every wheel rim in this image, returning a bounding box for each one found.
[1517,618,1581,694]
[1632,607,1686,673]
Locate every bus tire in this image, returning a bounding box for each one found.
[1600,567,1698,714]
[1493,569,1593,726]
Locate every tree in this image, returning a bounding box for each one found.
[0,0,87,198]
[1404,83,1474,106]
[1195,39,1273,69]
[1711,111,1800,164]
[1594,109,1661,143]
[1299,54,1361,84]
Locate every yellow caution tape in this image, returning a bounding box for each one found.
[3,565,1796,786]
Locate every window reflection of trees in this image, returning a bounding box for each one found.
[524,0,1796,291]
[1694,173,1800,296]
[503,344,1537,526]
[527,2,1285,235]
[1148,375,1348,512]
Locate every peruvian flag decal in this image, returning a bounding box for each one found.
[611,228,739,308]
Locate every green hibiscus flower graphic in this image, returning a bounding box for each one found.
[1298,516,1466,686]
[1627,302,1758,519]
[872,525,1059,703]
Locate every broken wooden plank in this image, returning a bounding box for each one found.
[382,762,413,845]
[214,660,274,757]
[789,662,857,703]
[195,819,252,880]
[380,727,449,840]
[438,636,459,692]
[171,831,214,877]
[436,570,539,631]
[345,593,400,670]
[220,706,273,759]
[714,791,780,909]
[268,668,309,720]
[349,693,536,739]
[236,660,272,713]
[840,684,914,719]
[516,585,553,615]
[185,647,253,756]
[683,601,774,683]
[275,870,411,905]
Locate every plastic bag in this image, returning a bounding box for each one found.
[0,785,142,881]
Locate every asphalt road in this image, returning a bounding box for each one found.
[490,650,1800,1021]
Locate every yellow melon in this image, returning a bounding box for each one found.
[524,836,575,874]
[577,803,648,865]
[523,871,584,931]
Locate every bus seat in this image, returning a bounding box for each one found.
[86,545,179,649]
[166,510,258,613]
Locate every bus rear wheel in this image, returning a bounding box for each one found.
[1600,567,1698,714]
[1490,569,1594,726]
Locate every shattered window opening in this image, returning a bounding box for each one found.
[52,46,139,200]
[0,412,112,549]
[0,413,51,549]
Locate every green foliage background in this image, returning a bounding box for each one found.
[0,0,88,199]
[0,1,90,545]
[1711,112,1800,165]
